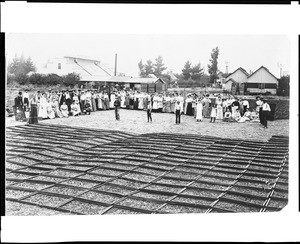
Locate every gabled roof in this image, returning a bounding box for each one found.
[226,67,249,79]
[225,78,237,84]
[81,75,165,84]
[247,66,278,80]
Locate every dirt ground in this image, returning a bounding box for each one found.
[15,109,289,141]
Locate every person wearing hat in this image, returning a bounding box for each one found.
[14,91,26,121]
[261,99,271,128]
[241,96,249,116]
[114,95,121,120]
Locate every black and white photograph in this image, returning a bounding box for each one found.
[1,2,299,243]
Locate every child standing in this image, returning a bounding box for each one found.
[147,100,152,122]
[210,104,217,123]
[175,100,181,124]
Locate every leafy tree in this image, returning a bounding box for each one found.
[207,47,219,84]
[153,56,167,77]
[138,60,147,77]
[182,60,192,80]
[277,75,290,96]
[190,62,204,81]
[8,55,36,76]
[62,73,81,88]
[144,60,154,77]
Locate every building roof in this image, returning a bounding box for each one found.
[247,66,278,80]
[64,55,101,63]
[81,75,166,84]
[225,78,237,84]
[226,67,249,79]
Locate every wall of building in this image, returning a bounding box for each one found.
[226,69,248,83]
[247,68,278,84]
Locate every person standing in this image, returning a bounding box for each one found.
[262,99,271,128]
[147,100,152,122]
[185,95,193,116]
[256,96,263,125]
[14,91,27,121]
[216,96,223,120]
[23,89,30,112]
[170,94,176,113]
[196,97,203,122]
[175,100,181,124]
[38,93,48,120]
[114,96,121,120]
[28,94,38,124]
[210,104,217,123]
[202,94,211,118]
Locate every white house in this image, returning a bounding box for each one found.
[245,66,278,95]
[225,67,249,84]
[223,78,237,92]
[38,55,113,79]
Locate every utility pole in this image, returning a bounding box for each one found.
[225,61,229,74]
[114,53,117,76]
[277,62,282,78]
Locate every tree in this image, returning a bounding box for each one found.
[62,73,81,88]
[277,75,290,96]
[154,56,167,77]
[182,60,192,80]
[138,60,147,77]
[207,47,219,84]
[144,60,154,77]
[8,55,36,76]
[190,62,204,81]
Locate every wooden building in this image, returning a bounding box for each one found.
[245,66,278,95]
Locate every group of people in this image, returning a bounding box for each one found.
[12,88,272,128]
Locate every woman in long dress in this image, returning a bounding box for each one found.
[216,96,223,120]
[38,93,48,119]
[152,93,159,112]
[138,93,144,110]
[91,91,97,112]
[202,94,211,118]
[97,92,103,110]
[196,98,203,122]
[157,94,163,113]
[185,95,193,116]
[170,94,176,113]
[121,91,126,108]
[125,92,130,109]
[28,94,38,124]
[110,92,116,109]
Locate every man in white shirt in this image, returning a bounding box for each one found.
[262,99,271,128]
[23,89,29,111]
[175,100,181,124]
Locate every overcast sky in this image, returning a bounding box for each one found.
[6,33,289,78]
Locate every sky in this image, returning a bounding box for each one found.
[6,33,290,78]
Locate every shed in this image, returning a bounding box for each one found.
[245,66,278,95]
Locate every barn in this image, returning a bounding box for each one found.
[245,66,278,95]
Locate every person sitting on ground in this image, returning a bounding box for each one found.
[60,101,69,118]
[46,98,55,119]
[232,108,241,122]
[82,99,92,115]
[223,107,233,122]
[71,100,80,116]
[250,109,260,122]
